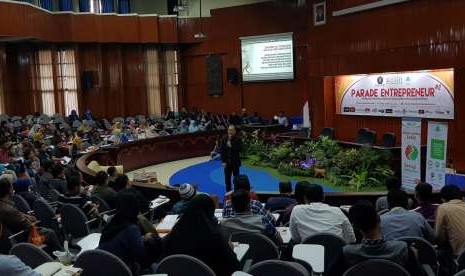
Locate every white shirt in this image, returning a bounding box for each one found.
[290,202,356,243]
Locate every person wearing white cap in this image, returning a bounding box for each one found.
[171,183,197,214]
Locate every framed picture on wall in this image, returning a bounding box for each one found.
[314,1,326,26]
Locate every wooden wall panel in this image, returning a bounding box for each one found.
[101,15,140,43]
[78,44,105,118]
[3,46,34,116]
[0,2,170,43]
[122,45,147,116]
[139,16,160,43]
[158,16,179,43]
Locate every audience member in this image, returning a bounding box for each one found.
[0,215,41,276]
[282,181,309,224]
[37,160,55,201]
[222,175,273,225]
[113,174,131,193]
[435,185,465,255]
[49,164,67,194]
[99,191,161,274]
[163,194,239,276]
[375,176,413,212]
[276,111,289,127]
[221,189,282,245]
[59,175,99,220]
[171,183,197,215]
[380,189,435,242]
[344,201,413,271]
[413,182,438,221]
[265,181,296,212]
[92,171,117,208]
[107,166,118,187]
[290,184,355,243]
[223,174,258,202]
[0,178,63,253]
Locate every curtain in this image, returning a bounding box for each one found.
[39,0,54,10]
[79,0,90,12]
[118,0,130,14]
[0,47,6,115]
[145,48,162,116]
[59,0,74,11]
[101,0,114,13]
[164,50,179,113]
[56,49,79,115]
[35,50,56,116]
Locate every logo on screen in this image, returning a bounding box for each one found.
[405,145,419,161]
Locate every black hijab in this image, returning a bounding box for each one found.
[100,191,139,243]
[163,194,218,252]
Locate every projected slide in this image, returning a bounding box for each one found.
[240,33,294,82]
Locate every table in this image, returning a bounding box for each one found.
[77,233,101,255]
[233,243,250,261]
[292,244,325,275]
[155,214,179,233]
[277,227,291,244]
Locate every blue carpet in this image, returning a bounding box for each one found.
[169,160,339,203]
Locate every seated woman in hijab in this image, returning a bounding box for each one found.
[99,191,162,274]
[161,194,240,276]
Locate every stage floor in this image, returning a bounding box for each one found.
[127,156,338,203]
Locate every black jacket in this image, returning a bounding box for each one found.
[220,135,242,167]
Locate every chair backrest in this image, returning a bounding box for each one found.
[13,194,31,213]
[457,249,465,272]
[343,259,410,276]
[355,128,369,143]
[60,203,90,239]
[9,243,53,269]
[32,199,58,230]
[90,195,110,213]
[363,130,377,145]
[231,232,279,265]
[49,189,62,202]
[75,249,132,276]
[249,260,310,276]
[381,132,396,148]
[396,237,438,268]
[302,233,346,273]
[320,127,335,139]
[156,254,216,276]
[455,270,465,276]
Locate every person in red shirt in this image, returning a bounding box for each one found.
[0,140,12,164]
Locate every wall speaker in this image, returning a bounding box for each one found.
[227,68,239,85]
[81,71,96,90]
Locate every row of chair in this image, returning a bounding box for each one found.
[320,127,396,147]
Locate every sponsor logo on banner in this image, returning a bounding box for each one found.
[402,118,422,190]
[426,121,448,190]
[335,69,454,119]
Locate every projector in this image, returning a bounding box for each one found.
[173,5,188,12]
[194,32,207,39]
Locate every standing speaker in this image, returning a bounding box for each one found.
[206,55,223,96]
[227,68,239,85]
